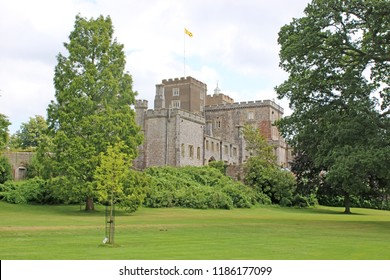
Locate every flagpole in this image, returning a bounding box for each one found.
[184,28,186,77]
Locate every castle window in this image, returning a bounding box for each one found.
[233,147,237,157]
[224,145,228,155]
[211,141,214,152]
[248,111,254,120]
[173,88,180,96]
[206,140,209,150]
[172,100,180,108]
[189,145,194,158]
[215,120,221,128]
[197,147,201,159]
[181,144,185,157]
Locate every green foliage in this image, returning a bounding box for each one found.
[0,178,61,204]
[119,169,148,213]
[143,166,263,210]
[244,158,296,205]
[45,15,143,210]
[242,125,276,164]
[0,155,12,184]
[276,0,390,213]
[0,113,11,150]
[94,141,146,213]
[242,124,296,206]
[11,115,48,150]
[208,160,227,175]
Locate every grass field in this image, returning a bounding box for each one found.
[0,201,389,260]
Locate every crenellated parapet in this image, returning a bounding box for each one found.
[135,99,149,109]
[205,99,284,113]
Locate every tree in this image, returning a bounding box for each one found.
[94,141,128,244]
[0,155,12,184]
[276,0,390,213]
[243,125,296,205]
[11,115,48,150]
[242,124,276,164]
[94,141,147,244]
[46,15,143,210]
[0,113,11,150]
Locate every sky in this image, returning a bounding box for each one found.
[0,0,312,134]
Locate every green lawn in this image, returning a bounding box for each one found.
[0,201,389,260]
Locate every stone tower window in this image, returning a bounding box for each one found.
[189,145,194,158]
[181,143,185,157]
[173,88,180,96]
[172,100,180,108]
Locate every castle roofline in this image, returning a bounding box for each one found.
[161,76,206,87]
[205,99,284,113]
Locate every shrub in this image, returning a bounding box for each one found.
[144,166,261,210]
[244,158,296,205]
[0,178,61,204]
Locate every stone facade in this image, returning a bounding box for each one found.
[134,76,293,169]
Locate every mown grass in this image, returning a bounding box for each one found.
[0,201,389,260]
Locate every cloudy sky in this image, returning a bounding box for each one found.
[0,0,312,134]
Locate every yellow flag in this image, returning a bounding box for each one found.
[184,28,193,38]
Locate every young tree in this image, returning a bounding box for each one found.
[94,141,128,244]
[47,15,143,210]
[276,0,390,213]
[94,141,147,244]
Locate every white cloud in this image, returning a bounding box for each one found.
[0,0,311,134]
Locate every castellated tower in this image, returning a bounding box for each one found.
[135,99,148,129]
[154,84,165,109]
[155,77,207,115]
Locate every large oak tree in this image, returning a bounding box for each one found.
[47,15,143,210]
[276,0,390,213]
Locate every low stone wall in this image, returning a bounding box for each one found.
[2,151,34,180]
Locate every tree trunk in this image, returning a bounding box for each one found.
[344,193,351,214]
[85,197,95,211]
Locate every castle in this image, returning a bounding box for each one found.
[134,76,292,170]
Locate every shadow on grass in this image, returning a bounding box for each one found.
[306,207,366,215]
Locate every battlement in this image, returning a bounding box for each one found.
[206,93,235,105]
[162,76,206,88]
[205,99,284,113]
[145,108,205,123]
[135,99,149,109]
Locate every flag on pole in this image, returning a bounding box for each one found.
[184,28,193,37]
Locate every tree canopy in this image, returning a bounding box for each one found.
[276,0,390,213]
[11,115,47,150]
[46,15,143,210]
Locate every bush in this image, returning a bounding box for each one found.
[144,166,261,210]
[0,178,61,204]
[244,158,296,206]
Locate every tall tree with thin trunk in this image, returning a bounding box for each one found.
[47,15,143,210]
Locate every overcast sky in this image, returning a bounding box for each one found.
[0,0,312,134]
